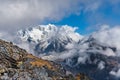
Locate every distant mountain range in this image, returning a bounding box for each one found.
[16,24,120,80]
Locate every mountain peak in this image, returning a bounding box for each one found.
[18,24,83,43]
[17,24,83,54]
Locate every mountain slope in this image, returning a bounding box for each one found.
[0,39,90,80]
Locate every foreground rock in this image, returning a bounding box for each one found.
[0,39,90,80]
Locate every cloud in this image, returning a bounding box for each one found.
[0,0,82,32]
[92,25,120,51]
[98,61,105,70]
[0,31,16,41]
[110,69,120,78]
[0,0,116,33]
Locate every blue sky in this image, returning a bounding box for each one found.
[48,12,89,34]
[0,0,120,35]
[47,1,120,35]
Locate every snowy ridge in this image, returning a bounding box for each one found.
[17,24,120,61]
[18,24,83,54]
[18,24,83,43]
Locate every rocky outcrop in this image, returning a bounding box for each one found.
[0,39,90,80]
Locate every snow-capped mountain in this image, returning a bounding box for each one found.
[16,24,120,80]
[18,24,83,55]
[62,35,120,80]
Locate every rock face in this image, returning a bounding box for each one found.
[0,39,90,80]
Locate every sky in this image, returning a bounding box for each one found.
[0,0,120,35]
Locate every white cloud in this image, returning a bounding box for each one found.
[103,48,116,56]
[98,61,105,70]
[0,31,16,41]
[0,0,82,32]
[0,0,113,33]
[92,25,120,51]
[83,0,101,12]
[0,0,119,34]
[78,55,88,64]
[110,69,120,78]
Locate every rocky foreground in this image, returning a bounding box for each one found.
[0,39,90,80]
